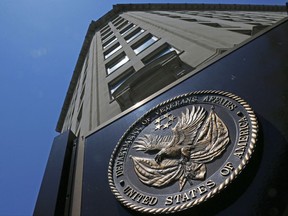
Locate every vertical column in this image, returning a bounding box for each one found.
[33,130,76,216]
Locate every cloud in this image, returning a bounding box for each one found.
[31,48,47,58]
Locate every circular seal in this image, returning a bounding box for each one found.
[108,90,258,214]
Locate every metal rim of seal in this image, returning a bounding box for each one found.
[108,90,258,214]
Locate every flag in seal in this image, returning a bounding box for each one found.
[108,90,258,214]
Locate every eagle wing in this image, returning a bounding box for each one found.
[191,107,230,163]
[170,106,207,147]
[133,134,172,152]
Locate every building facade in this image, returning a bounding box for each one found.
[56,4,286,138]
[35,4,288,216]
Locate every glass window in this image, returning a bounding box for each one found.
[120,23,136,35]
[168,15,182,18]
[76,105,83,132]
[112,16,123,25]
[82,62,88,85]
[100,25,110,33]
[199,22,222,27]
[116,20,129,30]
[181,18,197,22]
[132,34,158,55]
[103,36,117,49]
[101,27,111,37]
[154,46,178,60]
[104,43,122,59]
[108,67,135,99]
[125,28,145,43]
[142,44,180,65]
[102,31,113,41]
[80,85,85,101]
[106,53,129,75]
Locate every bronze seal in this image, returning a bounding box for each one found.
[108,90,258,214]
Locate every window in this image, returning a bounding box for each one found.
[201,14,213,18]
[116,20,129,30]
[229,29,252,35]
[113,18,125,27]
[100,25,110,33]
[168,15,182,18]
[76,105,83,132]
[80,85,85,101]
[112,49,188,111]
[104,43,122,59]
[199,22,222,28]
[101,28,111,37]
[112,16,123,25]
[119,23,136,35]
[106,53,129,75]
[70,106,75,122]
[108,67,135,99]
[82,67,87,85]
[103,36,117,49]
[142,44,180,65]
[82,57,88,83]
[181,18,197,22]
[150,11,160,14]
[132,34,158,55]
[155,13,169,16]
[102,31,113,41]
[125,28,145,43]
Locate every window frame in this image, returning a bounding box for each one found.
[101,27,111,37]
[125,27,145,43]
[116,20,129,30]
[102,36,117,50]
[104,42,122,59]
[106,52,130,75]
[131,33,159,55]
[108,67,135,100]
[119,23,136,35]
[141,43,180,65]
[76,104,83,132]
[112,16,124,25]
[101,31,114,41]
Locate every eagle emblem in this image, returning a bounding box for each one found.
[131,106,230,191]
[108,91,258,214]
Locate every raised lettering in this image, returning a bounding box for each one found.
[149,197,158,206]
[142,196,150,205]
[220,162,234,176]
[206,180,216,189]
[123,185,158,206]
[202,96,237,110]
[234,116,250,159]
[197,185,207,195]
[135,194,144,203]
[165,196,173,206]
[124,186,137,198]
[174,194,181,204]
[189,189,197,199]
[181,192,191,202]
[115,161,124,178]
[141,118,151,125]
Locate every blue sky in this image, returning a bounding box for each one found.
[0,0,285,215]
